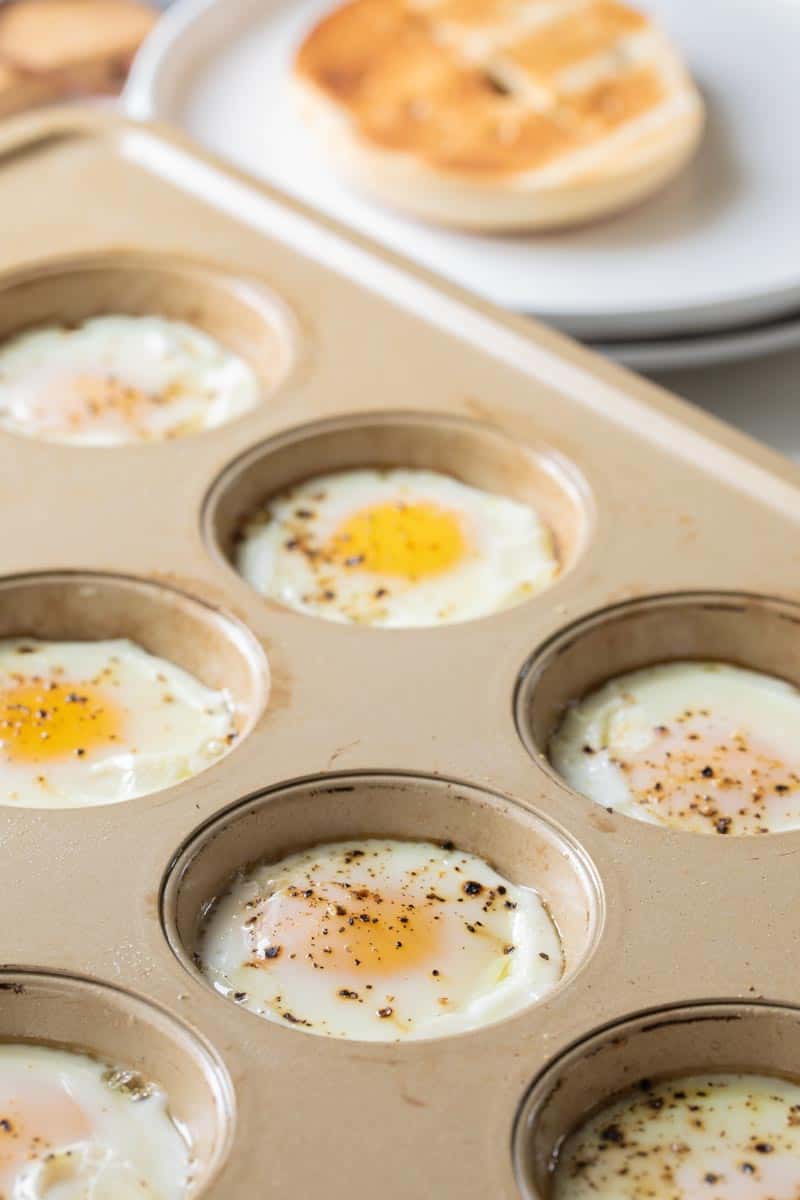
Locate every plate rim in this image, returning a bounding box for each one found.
[597,307,800,371]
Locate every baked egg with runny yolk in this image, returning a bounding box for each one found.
[0,638,238,808]
[234,467,559,626]
[198,838,563,1040]
[550,661,800,835]
[551,1072,800,1200]
[0,1043,190,1199]
[0,315,260,444]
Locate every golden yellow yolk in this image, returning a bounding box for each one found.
[0,1080,91,1181]
[249,882,442,978]
[0,680,123,764]
[616,713,800,835]
[328,501,467,580]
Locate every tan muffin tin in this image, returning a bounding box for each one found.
[2,106,800,1198]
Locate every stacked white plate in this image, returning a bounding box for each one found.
[125,0,800,455]
[126,0,800,367]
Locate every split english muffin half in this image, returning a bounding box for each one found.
[292,0,705,231]
[0,0,156,119]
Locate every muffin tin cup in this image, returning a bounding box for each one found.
[0,569,269,808]
[2,106,800,1196]
[162,771,604,1031]
[516,591,800,810]
[513,1001,800,1199]
[0,969,234,1192]
[0,251,299,443]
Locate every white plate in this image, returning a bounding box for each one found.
[129,0,800,340]
[598,308,800,371]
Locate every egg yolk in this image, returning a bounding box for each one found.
[615,711,800,835]
[248,882,442,978]
[0,680,123,763]
[0,1079,91,1181]
[328,501,467,580]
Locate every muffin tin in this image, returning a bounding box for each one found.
[2,106,800,1198]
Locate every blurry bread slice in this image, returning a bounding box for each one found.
[292,0,704,231]
[0,60,63,120]
[0,0,156,120]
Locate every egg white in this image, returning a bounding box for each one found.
[235,468,559,627]
[0,638,238,809]
[0,1043,190,1199]
[550,661,800,834]
[0,316,260,445]
[553,1073,800,1200]
[198,838,563,1041]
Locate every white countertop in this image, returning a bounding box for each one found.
[649,347,800,461]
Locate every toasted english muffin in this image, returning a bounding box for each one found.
[292,0,704,231]
[0,0,156,119]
